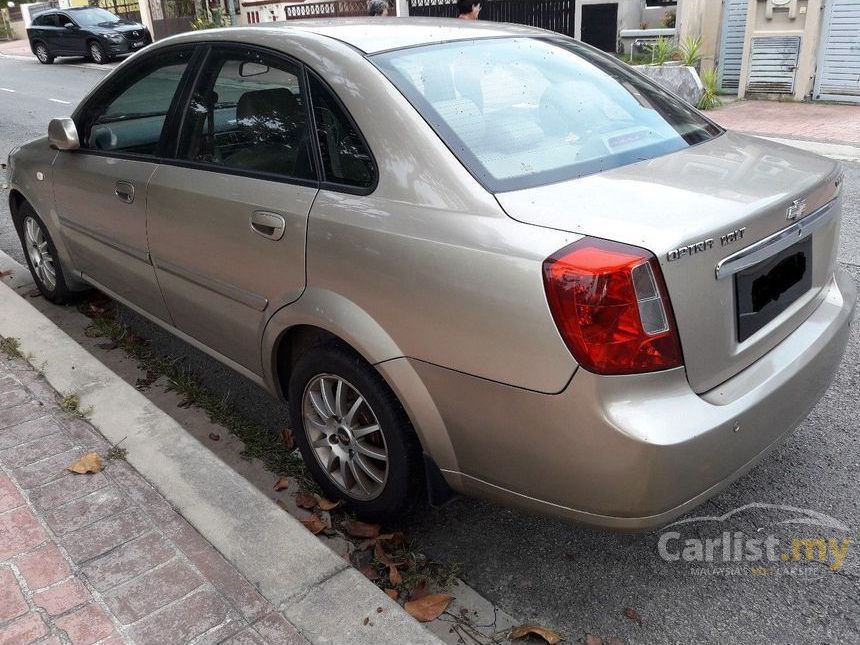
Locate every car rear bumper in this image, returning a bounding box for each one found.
[389,269,856,530]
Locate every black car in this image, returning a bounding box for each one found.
[27,7,150,65]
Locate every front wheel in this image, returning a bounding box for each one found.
[88,41,109,64]
[288,343,423,520]
[17,205,75,304]
[34,42,54,64]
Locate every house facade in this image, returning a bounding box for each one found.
[679,0,860,103]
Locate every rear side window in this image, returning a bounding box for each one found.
[177,47,315,181]
[308,75,375,189]
[78,48,192,155]
[32,13,54,26]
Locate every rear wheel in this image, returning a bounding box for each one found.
[288,343,423,520]
[34,42,54,64]
[17,204,75,304]
[88,40,109,64]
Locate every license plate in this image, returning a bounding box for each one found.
[735,237,812,342]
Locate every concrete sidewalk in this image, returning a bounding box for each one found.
[0,356,308,644]
[0,39,32,58]
[711,100,860,147]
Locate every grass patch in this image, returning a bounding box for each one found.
[0,335,28,362]
[60,392,93,419]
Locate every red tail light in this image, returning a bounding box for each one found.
[542,237,683,375]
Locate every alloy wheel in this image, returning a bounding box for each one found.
[36,44,48,63]
[23,216,56,292]
[301,374,389,500]
[90,43,102,63]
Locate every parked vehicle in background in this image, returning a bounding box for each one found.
[27,7,150,65]
[6,20,856,529]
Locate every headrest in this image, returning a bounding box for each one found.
[236,88,299,124]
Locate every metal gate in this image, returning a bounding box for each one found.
[814,0,860,103]
[745,36,801,94]
[408,0,576,38]
[717,0,748,93]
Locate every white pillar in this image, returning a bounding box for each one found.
[395,0,408,17]
[138,0,154,38]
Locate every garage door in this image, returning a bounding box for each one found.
[717,0,749,93]
[814,0,860,102]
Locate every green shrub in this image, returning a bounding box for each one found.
[697,68,722,110]
[650,36,676,65]
[679,35,703,68]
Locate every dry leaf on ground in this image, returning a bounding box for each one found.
[280,429,295,450]
[301,514,327,535]
[67,452,103,474]
[584,635,602,645]
[273,477,290,492]
[403,594,452,622]
[0,270,12,279]
[318,496,340,511]
[344,520,380,539]
[295,491,318,509]
[208,432,220,441]
[359,564,378,581]
[511,624,563,644]
[606,638,624,645]
[374,541,393,566]
[384,589,398,600]
[388,565,402,586]
[623,608,642,625]
[408,580,429,601]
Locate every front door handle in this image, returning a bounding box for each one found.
[114,181,135,204]
[250,211,286,241]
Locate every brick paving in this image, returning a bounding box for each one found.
[712,100,860,146]
[0,357,308,645]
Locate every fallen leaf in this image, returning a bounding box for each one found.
[404,594,452,622]
[208,432,220,441]
[295,491,318,509]
[408,580,429,601]
[623,608,642,626]
[301,514,327,535]
[374,541,393,566]
[384,589,398,600]
[273,477,290,492]
[280,429,295,450]
[362,616,369,626]
[356,539,376,551]
[358,564,378,581]
[67,452,103,474]
[607,638,624,645]
[0,270,12,278]
[344,520,380,539]
[510,625,563,644]
[124,333,147,346]
[318,496,340,511]
[584,635,602,645]
[388,565,402,586]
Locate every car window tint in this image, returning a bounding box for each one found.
[308,75,374,188]
[56,14,71,26]
[79,49,191,155]
[32,14,51,26]
[179,48,314,181]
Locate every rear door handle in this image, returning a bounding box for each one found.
[250,211,286,241]
[114,181,135,204]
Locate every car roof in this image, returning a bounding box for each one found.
[177,17,551,55]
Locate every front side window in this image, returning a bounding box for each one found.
[178,48,314,181]
[308,75,374,189]
[373,37,722,192]
[78,48,192,155]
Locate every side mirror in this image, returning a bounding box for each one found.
[48,118,80,151]
[64,22,76,29]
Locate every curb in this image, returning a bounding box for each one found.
[0,271,441,644]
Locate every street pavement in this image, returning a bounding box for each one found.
[1,53,859,644]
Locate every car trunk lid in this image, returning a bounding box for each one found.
[496,132,843,393]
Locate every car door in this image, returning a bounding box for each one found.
[53,45,198,321]
[34,13,60,50]
[146,45,319,373]
[55,13,83,55]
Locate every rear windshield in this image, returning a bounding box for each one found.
[373,37,722,192]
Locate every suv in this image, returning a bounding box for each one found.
[27,7,150,65]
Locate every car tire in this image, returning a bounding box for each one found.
[88,40,109,64]
[288,342,424,521]
[34,42,54,65]
[16,204,76,304]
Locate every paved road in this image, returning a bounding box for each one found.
[1,55,859,644]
